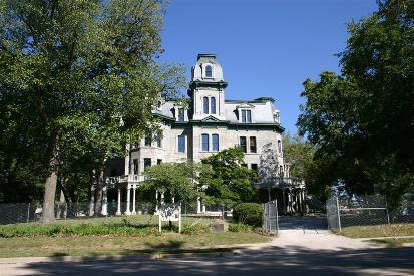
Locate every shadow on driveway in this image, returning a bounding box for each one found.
[279,215,328,230]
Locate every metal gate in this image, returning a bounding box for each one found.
[263,200,279,234]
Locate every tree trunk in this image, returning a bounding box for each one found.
[88,172,95,216]
[94,168,104,216]
[40,139,59,224]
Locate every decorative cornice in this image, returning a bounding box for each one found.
[189,80,228,90]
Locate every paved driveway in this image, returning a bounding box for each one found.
[2,229,413,276]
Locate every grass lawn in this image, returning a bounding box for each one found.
[0,232,270,258]
[371,237,414,246]
[0,215,270,258]
[338,223,414,238]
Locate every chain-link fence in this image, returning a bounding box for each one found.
[263,200,279,235]
[326,194,413,232]
[0,202,235,225]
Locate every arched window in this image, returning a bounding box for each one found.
[201,133,209,151]
[203,97,209,114]
[211,97,216,114]
[205,65,212,78]
[212,134,219,151]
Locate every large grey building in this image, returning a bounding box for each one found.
[104,54,303,216]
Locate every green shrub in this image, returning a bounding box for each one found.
[0,223,159,238]
[181,224,210,235]
[228,223,252,232]
[233,203,263,227]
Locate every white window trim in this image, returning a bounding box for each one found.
[212,133,220,152]
[176,134,187,154]
[202,63,214,79]
[200,133,210,152]
[240,109,253,123]
[238,135,259,154]
[174,105,186,122]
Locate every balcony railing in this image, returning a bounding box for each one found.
[106,174,143,186]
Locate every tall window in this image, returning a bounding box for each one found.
[211,97,216,114]
[155,132,162,148]
[205,65,212,77]
[201,133,209,151]
[178,108,184,122]
[247,110,252,122]
[250,136,257,153]
[203,97,209,114]
[242,110,252,123]
[133,159,138,174]
[277,140,282,154]
[178,135,185,153]
[212,134,219,151]
[240,136,247,153]
[144,135,151,147]
[251,164,258,175]
[144,158,151,170]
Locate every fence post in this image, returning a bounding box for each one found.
[336,197,342,232]
[26,203,30,224]
[385,195,390,225]
[326,204,330,230]
[276,200,279,232]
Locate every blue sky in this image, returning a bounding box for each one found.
[159,0,378,134]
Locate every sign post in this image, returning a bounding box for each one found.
[158,204,181,233]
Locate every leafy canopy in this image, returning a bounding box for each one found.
[297,0,414,202]
[200,147,257,205]
[141,162,206,204]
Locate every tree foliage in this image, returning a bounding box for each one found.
[141,162,205,204]
[200,147,257,205]
[0,0,185,221]
[297,0,414,202]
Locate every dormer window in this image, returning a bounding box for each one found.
[205,65,212,78]
[241,110,252,123]
[178,108,184,122]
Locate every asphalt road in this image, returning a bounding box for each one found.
[2,229,413,276]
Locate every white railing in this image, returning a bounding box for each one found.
[106,174,143,186]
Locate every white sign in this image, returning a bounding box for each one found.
[158,204,181,233]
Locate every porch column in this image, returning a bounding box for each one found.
[101,185,108,216]
[287,191,291,214]
[197,197,201,213]
[132,184,136,215]
[155,191,158,212]
[116,188,121,215]
[282,188,286,215]
[171,197,175,203]
[125,185,131,215]
[303,190,306,213]
[124,144,130,175]
[202,198,206,213]
[160,192,164,205]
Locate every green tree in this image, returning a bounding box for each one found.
[200,147,257,205]
[297,0,414,202]
[0,0,184,222]
[141,162,205,204]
